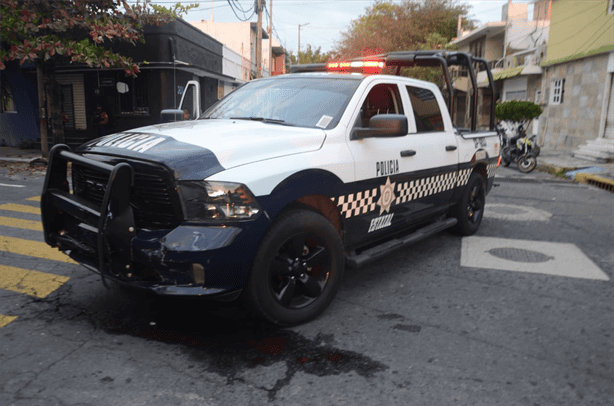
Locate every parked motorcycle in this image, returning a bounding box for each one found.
[497,123,540,173]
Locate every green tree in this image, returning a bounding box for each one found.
[335,0,474,58]
[0,0,195,155]
[290,44,330,65]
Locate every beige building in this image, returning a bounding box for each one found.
[451,0,551,136]
[191,20,270,81]
[538,0,614,161]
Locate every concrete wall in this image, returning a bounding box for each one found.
[191,21,254,74]
[485,33,504,64]
[539,53,610,150]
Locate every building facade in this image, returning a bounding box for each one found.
[538,0,614,160]
[0,18,241,148]
[190,20,270,80]
[451,0,551,136]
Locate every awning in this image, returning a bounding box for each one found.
[492,65,543,81]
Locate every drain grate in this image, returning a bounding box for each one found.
[585,178,614,193]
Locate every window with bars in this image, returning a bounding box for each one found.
[61,84,75,130]
[117,74,149,115]
[551,79,565,105]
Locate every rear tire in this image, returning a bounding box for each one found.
[451,172,485,236]
[246,210,345,326]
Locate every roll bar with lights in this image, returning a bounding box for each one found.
[289,51,496,132]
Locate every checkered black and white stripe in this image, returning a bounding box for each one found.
[334,188,378,219]
[334,168,481,219]
[395,172,456,204]
[457,169,472,186]
[487,163,497,178]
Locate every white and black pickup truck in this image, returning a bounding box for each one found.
[41,51,500,326]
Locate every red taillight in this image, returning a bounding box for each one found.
[497,155,502,167]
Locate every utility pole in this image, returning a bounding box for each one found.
[269,0,273,76]
[256,0,263,78]
[298,22,309,63]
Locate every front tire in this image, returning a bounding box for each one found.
[451,172,486,236]
[518,155,537,173]
[246,210,345,326]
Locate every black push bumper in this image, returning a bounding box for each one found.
[41,145,265,299]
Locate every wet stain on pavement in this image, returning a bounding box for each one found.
[44,289,388,400]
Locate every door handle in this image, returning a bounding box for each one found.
[400,150,416,157]
[446,145,457,151]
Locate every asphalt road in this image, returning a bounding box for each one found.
[0,164,612,406]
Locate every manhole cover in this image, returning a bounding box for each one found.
[486,247,554,263]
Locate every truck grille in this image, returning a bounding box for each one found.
[72,159,182,230]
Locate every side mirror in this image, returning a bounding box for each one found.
[352,114,408,140]
[160,109,185,123]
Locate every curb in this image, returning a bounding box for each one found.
[0,157,46,164]
[574,173,614,192]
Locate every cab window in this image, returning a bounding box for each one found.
[405,85,444,133]
[359,84,404,127]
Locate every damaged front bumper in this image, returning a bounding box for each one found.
[41,145,269,299]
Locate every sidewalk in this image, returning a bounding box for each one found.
[0,146,44,162]
[537,150,614,191]
[2,145,613,191]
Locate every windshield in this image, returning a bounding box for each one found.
[201,77,361,129]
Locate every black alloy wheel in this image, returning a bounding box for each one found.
[269,232,330,309]
[247,210,344,326]
[451,172,485,236]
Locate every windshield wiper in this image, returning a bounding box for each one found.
[229,116,293,126]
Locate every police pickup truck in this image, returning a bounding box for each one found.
[41,51,500,326]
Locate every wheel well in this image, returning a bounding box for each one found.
[473,164,487,183]
[286,195,343,237]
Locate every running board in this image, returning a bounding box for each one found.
[345,218,458,268]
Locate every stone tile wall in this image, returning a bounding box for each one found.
[538,53,609,151]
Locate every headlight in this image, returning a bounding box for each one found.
[178,181,261,222]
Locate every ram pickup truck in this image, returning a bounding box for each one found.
[41,51,500,326]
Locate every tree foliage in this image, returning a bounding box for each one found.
[495,100,543,123]
[0,0,196,75]
[290,44,330,65]
[334,0,474,58]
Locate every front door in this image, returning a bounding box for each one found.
[344,81,459,247]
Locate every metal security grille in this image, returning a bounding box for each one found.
[72,161,182,229]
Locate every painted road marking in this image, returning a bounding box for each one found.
[484,204,552,222]
[26,195,41,202]
[0,203,40,215]
[0,235,76,264]
[0,216,43,231]
[0,264,70,298]
[461,236,609,281]
[0,314,18,328]
[0,183,25,188]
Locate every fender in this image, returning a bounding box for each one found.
[258,169,345,220]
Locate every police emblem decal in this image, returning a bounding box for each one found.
[377,177,396,215]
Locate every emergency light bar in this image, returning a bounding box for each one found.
[326,61,385,72]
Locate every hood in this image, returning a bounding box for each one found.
[77,119,326,180]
